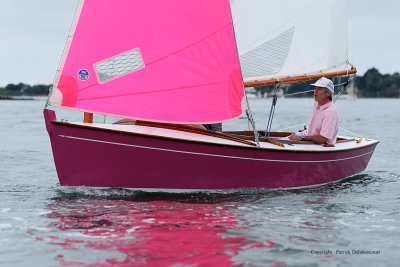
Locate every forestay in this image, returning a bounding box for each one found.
[230,0,349,83]
[49,0,245,124]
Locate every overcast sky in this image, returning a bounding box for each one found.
[0,0,399,86]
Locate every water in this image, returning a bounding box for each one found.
[1,98,399,267]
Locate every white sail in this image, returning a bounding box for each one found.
[231,0,349,82]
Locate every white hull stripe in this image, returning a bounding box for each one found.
[59,135,374,163]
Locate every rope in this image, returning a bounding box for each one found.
[244,94,260,147]
[339,127,364,139]
[284,89,314,97]
[276,122,307,132]
[333,75,354,102]
[265,85,279,136]
[334,81,351,87]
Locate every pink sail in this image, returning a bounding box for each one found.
[51,0,244,124]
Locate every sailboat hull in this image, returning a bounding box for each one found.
[44,109,378,190]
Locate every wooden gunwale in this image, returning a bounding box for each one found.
[132,121,356,146]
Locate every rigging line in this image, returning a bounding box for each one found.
[283,79,353,98]
[284,89,314,97]
[335,81,351,87]
[265,85,279,136]
[333,75,354,103]
[244,94,260,147]
[346,60,355,69]
[232,8,255,141]
[276,122,307,132]
[339,127,364,139]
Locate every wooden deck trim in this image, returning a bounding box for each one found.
[135,121,258,147]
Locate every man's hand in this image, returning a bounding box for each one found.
[288,133,302,141]
[289,133,329,144]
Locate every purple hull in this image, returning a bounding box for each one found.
[44,109,378,189]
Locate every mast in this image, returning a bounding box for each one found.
[83,112,93,123]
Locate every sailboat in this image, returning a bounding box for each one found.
[44,0,378,189]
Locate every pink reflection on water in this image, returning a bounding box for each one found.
[32,197,280,266]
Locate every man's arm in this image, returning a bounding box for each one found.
[302,134,328,144]
[288,133,327,144]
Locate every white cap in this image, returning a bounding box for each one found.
[310,77,334,94]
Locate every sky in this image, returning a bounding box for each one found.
[0,0,399,86]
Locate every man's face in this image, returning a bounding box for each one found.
[314,86,331,104]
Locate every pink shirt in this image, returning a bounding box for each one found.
[304,101,339,144]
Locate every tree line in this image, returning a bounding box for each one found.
[1,67,399,98]
[0,83,50,98]
[254,68,400,98]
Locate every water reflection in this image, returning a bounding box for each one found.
[26,174,386,266]
[31,190,282,267]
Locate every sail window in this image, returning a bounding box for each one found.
[240,27,295,78]
[94,48,145,83]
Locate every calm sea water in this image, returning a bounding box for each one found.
[0,98,399,267]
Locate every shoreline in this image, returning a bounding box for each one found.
[0,95,47,101]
